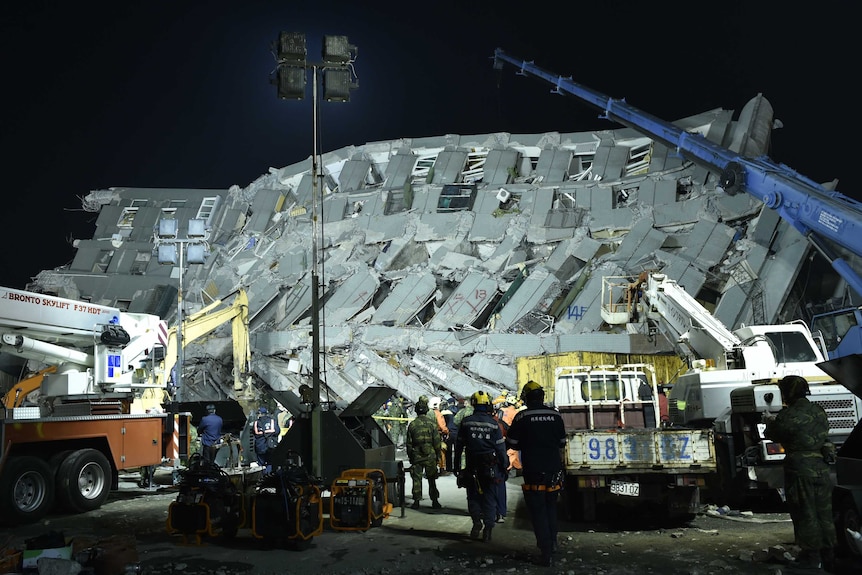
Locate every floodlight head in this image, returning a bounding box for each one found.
[277,32,307,64]
[158,219,178,239]
[277,65,307,100]
[322,35,353,64]
[187,244,208,265]
[188,219,206,238]
[323,68,352,102]
[157,244,178,265]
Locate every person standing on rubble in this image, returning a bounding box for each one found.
[453,390,508,542]
[406,398,442,509]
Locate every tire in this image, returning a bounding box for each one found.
[836,494,862,558]
[48,450,74,473]
[56,448,112,513]
[0,456,55,524]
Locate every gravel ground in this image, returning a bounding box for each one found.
[3,470,861,575]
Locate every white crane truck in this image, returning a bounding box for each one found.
[0,285,191,524]
[603,273,862,504]
[492,48,862,507]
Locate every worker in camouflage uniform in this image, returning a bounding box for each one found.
[406,399,442,509]
[388,396,407,449]
[453,399,474,469]
[764,375,837,571]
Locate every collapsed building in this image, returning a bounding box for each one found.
[24,93,844,414]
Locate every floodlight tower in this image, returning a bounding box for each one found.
[155,218,209,403]
[271,31,358,477]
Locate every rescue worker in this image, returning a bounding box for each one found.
[252,406,280,473]
[453,390,508,542]
[764,375,837,571]
[499,394,522,475]
[506,380,567,567]
[389,396,407,449]
[453,398,473,426]
[406,399,442,509]
[657,384,670,425]
[197,403,223,467]
[426,396,450,473]
[441,398,457,473]
[453,398,474,469]
[499,394,518,428]
[447,394,460,415]
[495,394,520,523]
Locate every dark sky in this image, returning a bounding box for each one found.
[2,1,856,290]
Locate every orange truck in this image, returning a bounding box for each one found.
[1,409,190,523]
[0,285,191,524]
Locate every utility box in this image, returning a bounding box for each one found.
[276,386,397,487]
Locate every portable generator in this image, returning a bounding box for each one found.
[329,468,393,531]
[251,451,323,549]
[166,454,244,544]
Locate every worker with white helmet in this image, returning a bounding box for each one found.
[424,396,449,473]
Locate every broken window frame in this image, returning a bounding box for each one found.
[437,183,477,213]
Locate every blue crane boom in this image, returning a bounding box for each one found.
[492,48,862,298]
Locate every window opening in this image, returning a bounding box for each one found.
[92,250,113,273]
[117,207,138,228]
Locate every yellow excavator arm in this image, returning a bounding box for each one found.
[160,288,251,393]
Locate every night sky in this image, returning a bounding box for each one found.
[2,1,856,290]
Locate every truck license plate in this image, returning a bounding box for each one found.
[610,480,639,497]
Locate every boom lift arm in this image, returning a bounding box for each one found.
[492,49,862,297]
[0,286,166,405]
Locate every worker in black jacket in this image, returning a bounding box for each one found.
[506,380,567,567]
[197,403,223,467]
[453,391,508,542]
[253,406,280,473]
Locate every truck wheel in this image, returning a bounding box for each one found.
[56,448,111,513]
[48,450,74,473]
[0,456,55,524]
[836,495,861,557]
